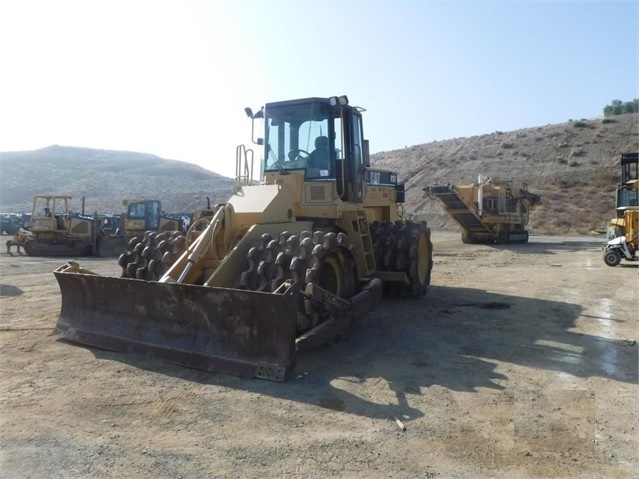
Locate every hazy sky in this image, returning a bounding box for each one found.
[1,0,637,178]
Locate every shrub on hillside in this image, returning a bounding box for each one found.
[592,171,617,187]
[603,99,638,117]
[570,148,585,157]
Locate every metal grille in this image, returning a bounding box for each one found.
[308,185,326,201]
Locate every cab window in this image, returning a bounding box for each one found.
[264,101,332,179]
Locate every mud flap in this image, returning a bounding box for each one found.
[54,267,299,381]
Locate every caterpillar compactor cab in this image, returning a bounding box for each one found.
[97,199,183,256]
[54,95,433,381]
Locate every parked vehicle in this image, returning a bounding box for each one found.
[425,178,541,244]
[20,196,97,256]
[602,209,638,267]
[607,152,638,240]
[0,213,25,235]
[54,94,433,381]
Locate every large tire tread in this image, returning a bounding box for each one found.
[119,230,185,280]
[371,220,433,298]
[240,230,358,335]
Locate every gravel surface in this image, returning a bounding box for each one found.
[0,231,637,478]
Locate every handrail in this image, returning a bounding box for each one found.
[235,144,255,187]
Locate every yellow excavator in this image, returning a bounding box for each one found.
[54,95,433,381]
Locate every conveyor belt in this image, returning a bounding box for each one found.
[428,185,490,234]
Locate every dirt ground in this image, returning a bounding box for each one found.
[0,231,637,479]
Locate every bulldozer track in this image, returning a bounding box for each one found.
[23,237,93,257]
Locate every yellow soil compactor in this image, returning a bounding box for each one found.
[54,95,433,381]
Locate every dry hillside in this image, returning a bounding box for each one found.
[0,113,637,234]
[0,146,235,215]
[371,113,638,235]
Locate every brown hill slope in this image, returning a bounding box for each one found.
[0,145,235,214]
[371,113,638,235]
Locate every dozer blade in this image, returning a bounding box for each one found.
[54,266,299,381]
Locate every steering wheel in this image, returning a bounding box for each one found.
[288,149,310,161]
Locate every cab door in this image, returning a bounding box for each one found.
[336,108,366,203]
[349,112,365,203]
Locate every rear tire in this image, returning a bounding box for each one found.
[371,220,432,298]
[603,249,622,267]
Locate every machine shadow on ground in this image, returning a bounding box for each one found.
[489,238,606,255]
[86,283,637,424]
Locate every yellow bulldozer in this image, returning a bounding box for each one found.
[9,196,183,257]
[54,95,433,381]
[15,195,98,256]
[425,177,541,244]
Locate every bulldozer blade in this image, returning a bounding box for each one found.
[54,268,299,381]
